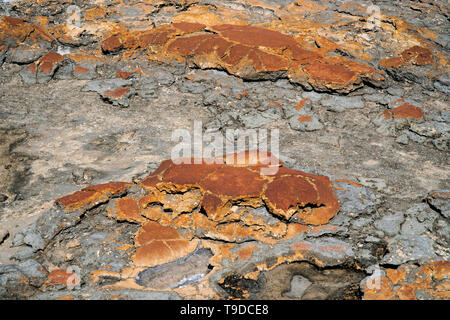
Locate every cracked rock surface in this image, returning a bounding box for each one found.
[0,0,449,300]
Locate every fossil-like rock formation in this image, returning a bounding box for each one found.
[0,0,448,300]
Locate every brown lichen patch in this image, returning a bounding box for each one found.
[74,66,89,74]
[115,197,146,223]
[211,24,297,50]
[38,52,64,74]
[103,86,131,99]
[55,190,108,212]
[43,269,77,288]
[401,46,434,65]
[361,261,450,300]
[392,103,424,120]
[132,221,198,267]
[303,60,357,85]
[116,70,141,80]
[83,7,107,21]
[101,35,123,53]
[138,25,176,48]
[379,57,407,69]
[0,16,34,46]
[199,166,266,198]
[296,98,310,110]
[333,179,363,188]
[380,46,434,69]
[236,245,258,261]
[263,172,339,224]
[172,21,206,33]
[82,181,133,197]
[297,115,312,123]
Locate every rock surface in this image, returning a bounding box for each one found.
[0,0,449,300]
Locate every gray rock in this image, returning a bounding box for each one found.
[238,105,282,129]
[374,212,404,237]
[283,275,312,299]
[406,130,427,144]
[12,233,25,247]
[320,95,364,112]
[373,115,396,137]
[82,79,133,93]
[289,114,324,132]
[53,60,74,80]
[434,74,450,94]
[82,79,135,107]
[386,86,404,97]
[382,235,436,265]
[16,259,48,279]
[19,64,37,84]
[11,246,37,261]
[426,190,450,219]
[6,45,46,64]
[178,80,208,94]
[433,133,449,151]
[301,91,323,102]
[400,203,438,236]
[317,135,340,147]
[152,69,175,86]
[23,231,45,250]
[395,132,409,145]
[357,177,387,193]
[351,217,372,229]
[333,181,377,217]
[410,121,449,138]
[364,93,390,105]
[0,46,7,67]
[136,76,158,99]
[0,229,9,244]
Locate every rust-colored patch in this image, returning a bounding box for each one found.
[116,70,141,80]
[0,15,34,45]
[334,179,362,188]
[361,261,450,300]
[101,35,123,53]
[82,181,133,197]
[115,197,145,223]
[199,166,266,198]
[303,60,356,85]
[379,57,407,69]
[211,24,297,49]
[172,21,206,33]
[132,221,198,267]
[296,98,310,110]
[43,270,76,287]
[103,86,131,99]
[237,245,258,261]
[292,241,313,251]
[74,66,89,74]
[263,173,339,224]
[38,52,64,74]
[380,46,433,69]
[55,190,107,212]
[297,115,312,123]
[392,103,424,120]
[401,46,433,65]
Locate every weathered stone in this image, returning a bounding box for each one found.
[82,79,135,107]
[374,213,404,237]
[361,261,450,300]
[382,235,437,265]
[320,95,364,113]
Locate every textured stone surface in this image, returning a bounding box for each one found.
[0,0,449,301]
